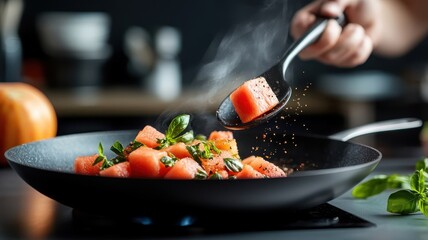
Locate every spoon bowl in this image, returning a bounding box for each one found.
[217,67,292,130]
[217,14,346,130]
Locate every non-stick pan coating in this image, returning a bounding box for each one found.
[5,129,381,216]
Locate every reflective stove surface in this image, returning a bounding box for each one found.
[72,203,374,237]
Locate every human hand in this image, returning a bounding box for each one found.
[291,0,381,67]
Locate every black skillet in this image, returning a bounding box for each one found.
[5,118,421,217]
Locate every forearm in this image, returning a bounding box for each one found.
[374,0,428,57]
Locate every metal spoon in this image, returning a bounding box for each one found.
[216,14,347,130]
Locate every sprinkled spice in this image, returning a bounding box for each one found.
[247,82,314,171]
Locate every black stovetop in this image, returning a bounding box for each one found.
[72,203,374,237]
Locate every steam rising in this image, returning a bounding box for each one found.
[196,0,290,98]
[158,0,291,131]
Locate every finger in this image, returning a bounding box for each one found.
[291,0,330,39]
[319,0,343,17]
[298,19,342,60]
[319,0,356,17]
[322,35,372,67]
[290,10,317,39]
[338,35,373,67]
[291,0,349,39]
[321,24,365,62]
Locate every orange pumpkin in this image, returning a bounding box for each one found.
[0,82,57,166]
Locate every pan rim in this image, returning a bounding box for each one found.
[5,129,384,212]
[5,129,382,181]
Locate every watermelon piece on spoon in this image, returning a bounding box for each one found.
[230,77,279,123]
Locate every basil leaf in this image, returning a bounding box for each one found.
[93,155,106,166]
[224,158,243,173]
[166,114,190,139]
[174,130,194,143]
[156,138,169,149]
[195,134,207,141]
[160,156,177,168]
[386,174,409,189]
[101,159,114,170]
[97,142,104,157]
[201,143,213,159]
[128,141,143,152]
[110,141,125,157]
[186,145,202,165]
[410,170,425,193]
[416,158,428,171]
[387,189,419,214]
[352,176,388,199]
[93,141,130,169]
[185,141,225,167]
[194,168,208,180]
[209,172,223,180]
[93,142,108,166]
[208,141,221,155]
[418,198,428,217]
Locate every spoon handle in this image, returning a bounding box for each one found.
[281,14,347,78]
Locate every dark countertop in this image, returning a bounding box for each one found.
[1,156,428,240]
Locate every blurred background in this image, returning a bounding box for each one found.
[3,0,428,157]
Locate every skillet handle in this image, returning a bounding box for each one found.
[328,118,423,142]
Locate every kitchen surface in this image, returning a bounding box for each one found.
[3,0,428,239]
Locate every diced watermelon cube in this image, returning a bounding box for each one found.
[99,162,131,178]
[74,154,102,176]
[230,77,279,123]
[128,146,168,178]
[135,125,165,148]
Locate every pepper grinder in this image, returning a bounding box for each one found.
[146,26,182,101]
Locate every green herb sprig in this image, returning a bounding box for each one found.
[224,158,243,173]
[160,154,179,167]
[92,142,113,170]
[352,157,428,216]
[186,141,221,166]
[92,140,143,170]
[194,168,208,180]
[156,114,194,149]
